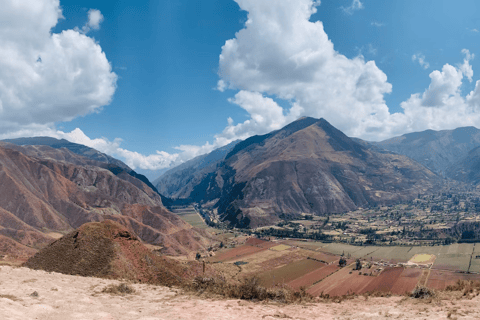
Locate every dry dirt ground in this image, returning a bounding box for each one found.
[1,266,480,320]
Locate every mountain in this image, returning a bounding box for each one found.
[2,137,160,195]
[374,127,480,174]
[154,140,239,199]
[160,117,439,228]
[0,142,213,260]
[3,137,129,169]
[445,146,480,184]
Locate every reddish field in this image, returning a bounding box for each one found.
[360,267,405,294]
[208,245,269,262]
[245,238,275,248]
[257,259,325,287]
[307,266,421,297]
[288,264,340,290]
[390,268,423,294]
[307,264,362,296]
[256,251,305,271]
[426,270,480,290]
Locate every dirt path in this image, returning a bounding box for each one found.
[1,266,480,319]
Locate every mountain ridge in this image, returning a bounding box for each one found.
[157,117,440,228]
[374,126,480,174]
[0,143,214,260]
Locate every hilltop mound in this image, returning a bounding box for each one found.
[24,221,187,286]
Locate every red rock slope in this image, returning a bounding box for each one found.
[0,144,213,260]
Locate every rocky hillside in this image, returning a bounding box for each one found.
[162,117,440,228]
[375,126,480,174]
[445,146,480,184]
[0,143,213,259]
[2,137,160,196]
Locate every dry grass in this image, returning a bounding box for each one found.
[446,280,480,298]
[0,294,20,301]
[101,283,136,296]
[184,276,313,303]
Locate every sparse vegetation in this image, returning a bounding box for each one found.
[101,283,136,296]
[410,286,435,299]
[185,276,312,303]
[0,294,20,301]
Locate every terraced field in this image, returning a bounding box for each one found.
[208,237,480,297]
[170,206,210,229]
[256,259,325,287]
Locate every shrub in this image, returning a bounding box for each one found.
[101,283,136,295]
[410,286,435,299]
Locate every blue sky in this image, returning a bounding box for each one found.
[3,0,480,179]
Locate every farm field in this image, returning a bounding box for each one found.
[307,266,421,297]
[426,270,480,290]
[287,263,341,290]
[256,258,326,287]
[207,237,480,297]
[364,246,414,263]
[170,206,210,229]
[408,254,436,265]
[208,244,271,262]
[281,240,326,251]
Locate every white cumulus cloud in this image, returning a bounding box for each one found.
[0,0,116,136]
[214,1,480,143]
[80,9,104,34]
[218,0,393,140]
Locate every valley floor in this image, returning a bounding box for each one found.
[1,266,480,320]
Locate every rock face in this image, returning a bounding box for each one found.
[161,117,439,228]
[24,221,187,285]
[374,127,480,174]
[0,142,213,259]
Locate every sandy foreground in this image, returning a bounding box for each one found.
[1,266,480,320]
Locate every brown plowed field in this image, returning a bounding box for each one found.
[307,264,361,296]
[287,264,340,290]
[245,238,272,247]
[256,251,305,271]
[257,259,325,287]
[426,270,480,290]
[307,266,418,297]
[361,267,405,294]
[390,268,423,295]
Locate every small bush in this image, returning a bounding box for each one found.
[411,286,435,299]
[101,283,136,295]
